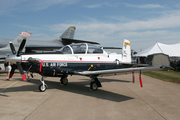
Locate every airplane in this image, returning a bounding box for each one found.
[0,26,99,69]
[0,31,31,65]
[0,26,76,54]
[25,26,99,53]
[5,39,172,92]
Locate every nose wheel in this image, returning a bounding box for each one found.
[39,83,47,92]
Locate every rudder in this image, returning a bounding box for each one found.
[122,39,131,63]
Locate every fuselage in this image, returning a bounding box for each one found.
[19,43,132,77]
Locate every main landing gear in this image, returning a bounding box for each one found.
[60,75,68,85]
[90,77,102,91]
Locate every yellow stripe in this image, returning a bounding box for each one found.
[0,81,11,86]
[124,42,130,46]
[0,80,19,92]
[69,27,75,30]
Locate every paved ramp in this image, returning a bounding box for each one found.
[0,71,180,120]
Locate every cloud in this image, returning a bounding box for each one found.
[84,3,163,9]
[47,10,180,34]
[0,0,25,15]
[106,16,133,22]
[124,3,164,9]
[42,10,180,51]
[26,0,78,11]
[14,9,180,38]
[84,2,117,8]
[0,0,78,14]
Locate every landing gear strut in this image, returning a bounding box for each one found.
[39,77,48,92]
[90,77,102,91]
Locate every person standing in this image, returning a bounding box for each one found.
[5,62,12,80]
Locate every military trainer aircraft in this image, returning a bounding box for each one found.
[5,39,172,92]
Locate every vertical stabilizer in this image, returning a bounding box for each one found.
[59,26,76,39]
[122,39,131,63]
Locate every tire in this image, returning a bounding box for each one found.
[61,77,68,85]
[90,81,98,91]
[39,84,47,92]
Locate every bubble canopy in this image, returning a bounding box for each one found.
[57,43,103,54]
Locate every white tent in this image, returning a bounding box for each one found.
[137,42,180,57]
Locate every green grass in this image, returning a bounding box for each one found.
[142,70,180,83]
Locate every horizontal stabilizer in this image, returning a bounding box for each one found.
[103,47,122,49]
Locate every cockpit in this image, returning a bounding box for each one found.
[58,43,104,54]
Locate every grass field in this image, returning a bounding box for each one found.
[142,70,180,83]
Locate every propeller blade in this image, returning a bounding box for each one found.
[9,42,16,55]
[17,38,26,56]
[9,64,16,78]
[17,62,26,81]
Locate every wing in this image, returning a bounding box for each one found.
[61,38,99,45]
[75,65,173,77]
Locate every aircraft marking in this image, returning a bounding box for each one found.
[20,32,31,36]
[42,62,67,67]
[69,27,75,30]
[124,42,130,46]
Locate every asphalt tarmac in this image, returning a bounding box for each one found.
[0,71,180,120]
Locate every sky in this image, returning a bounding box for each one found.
[0,0,180,52]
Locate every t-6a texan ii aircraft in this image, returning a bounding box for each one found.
[5,39,172,92]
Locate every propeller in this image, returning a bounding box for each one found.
[7,38,27,81]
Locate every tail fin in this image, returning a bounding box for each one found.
[59,26,76,39]
[122,39,131,63]
[3,31,31,52]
